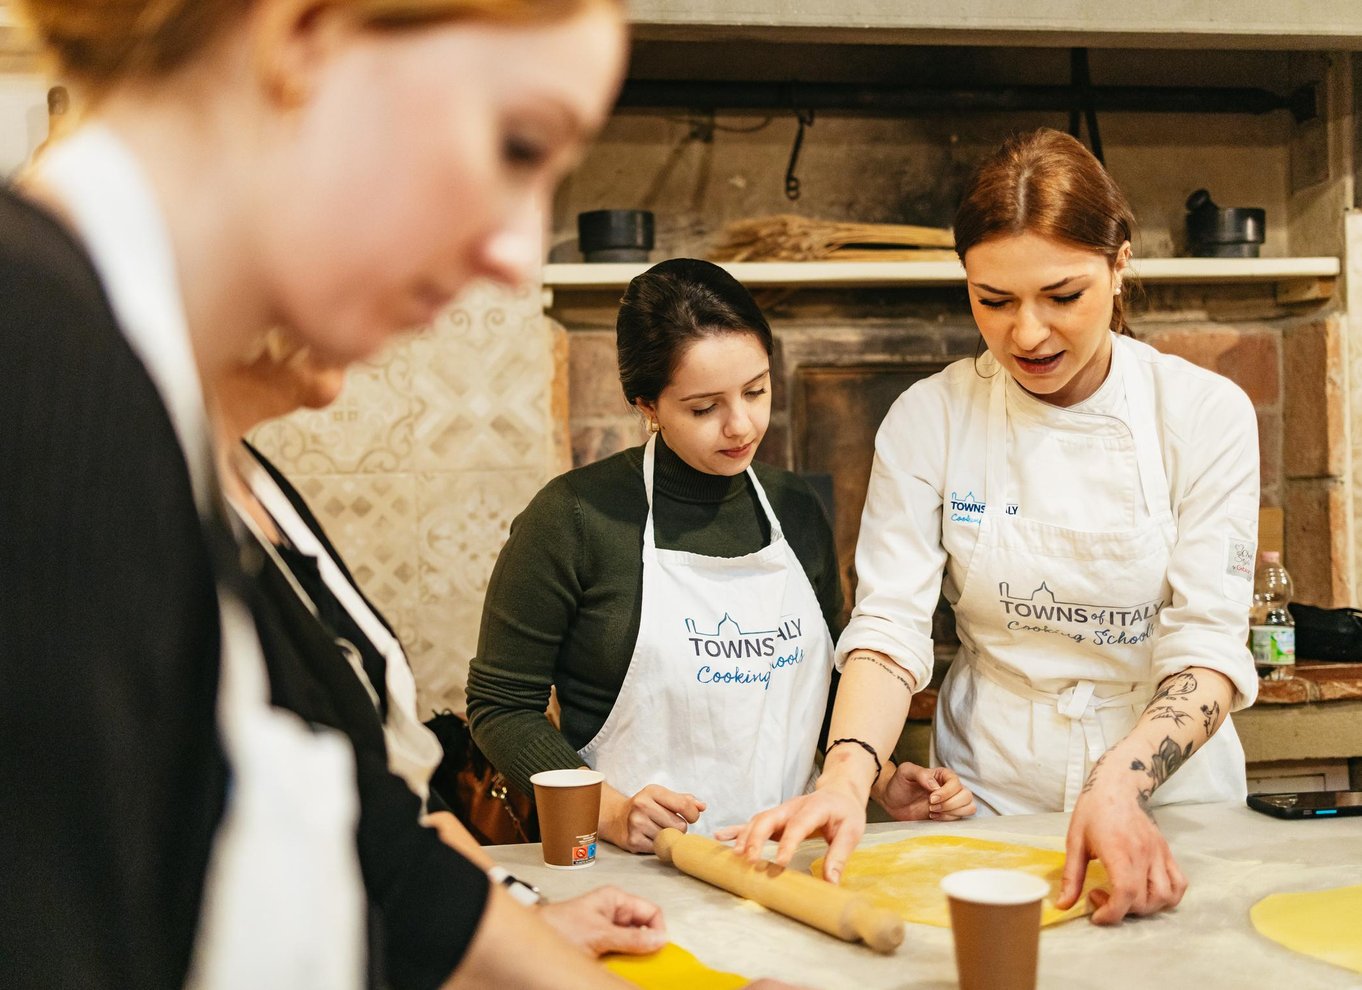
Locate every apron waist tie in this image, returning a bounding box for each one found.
[967,650,1148,812]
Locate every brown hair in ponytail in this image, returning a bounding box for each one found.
[954,128,1135,335]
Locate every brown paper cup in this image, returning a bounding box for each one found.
[940,869,1049,990]
[529,769,604,869]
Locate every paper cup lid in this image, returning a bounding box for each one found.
[529,768,605,788]
[940,869,1050,905]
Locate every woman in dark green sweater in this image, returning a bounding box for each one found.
[468,259,962,853]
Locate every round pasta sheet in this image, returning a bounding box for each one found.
[811,834,1108,927]
[1251,883,1362,975]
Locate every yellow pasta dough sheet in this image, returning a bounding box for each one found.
[811,834,1109,928]
[602,943,749,990]
[1251,883,1362,974]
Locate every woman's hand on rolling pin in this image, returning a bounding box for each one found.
[876,764,977,822]
[599,782,706,853]
[538,885,667,956]
[715,780,868,884]
[1056,757,1187,925]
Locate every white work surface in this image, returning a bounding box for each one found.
[491,803,1362,989]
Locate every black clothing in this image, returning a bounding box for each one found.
[0,186,488,990]
[0,187,227,988]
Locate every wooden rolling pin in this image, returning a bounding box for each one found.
[653,828,904,954]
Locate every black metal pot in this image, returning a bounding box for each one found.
[1185,189,1265,258]
[577,209,654,263]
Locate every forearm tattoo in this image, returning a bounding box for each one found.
[1147,705,1194,728]
[1089,672,1222,813]
[1130,736,1194,808]
[1200,700,1222,735]
[847,653,914,694]
[1150,671,1198,704]
[1080,753,1109,795]
[1141,670,1217,739]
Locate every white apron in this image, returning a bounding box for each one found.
[578,436,834,833]
[934,348,1247,816]
[38,127,365,989]
[236,449,444,808]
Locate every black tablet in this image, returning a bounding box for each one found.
[1247,790,1362,819]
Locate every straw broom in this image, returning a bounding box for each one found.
[710,214,956,262]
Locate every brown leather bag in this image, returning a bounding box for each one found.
[424,710,539,846]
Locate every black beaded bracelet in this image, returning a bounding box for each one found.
[826,737,884,782]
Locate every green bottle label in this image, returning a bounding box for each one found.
[1250,626,1295,665]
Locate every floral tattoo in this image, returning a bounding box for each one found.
[1130,736,1194,807]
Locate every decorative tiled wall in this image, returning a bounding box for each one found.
[251,282,568,717]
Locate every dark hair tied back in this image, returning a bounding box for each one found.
[616,258,773,405]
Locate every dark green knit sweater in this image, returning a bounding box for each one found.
[466,435,843,796]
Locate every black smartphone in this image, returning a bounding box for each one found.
[1247,790,1362,819]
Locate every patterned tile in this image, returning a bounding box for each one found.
[409,283,556,474]
[284,472,422,620]
[415,469,547,604]
[406,597,486,718]
[250,353,416,473]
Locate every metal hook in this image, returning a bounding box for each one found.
[784,106,815,201]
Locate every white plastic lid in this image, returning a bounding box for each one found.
[940,869,1050,906]
[529,768,605,788]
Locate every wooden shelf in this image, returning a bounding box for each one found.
[542,257,1340,303]
[626,0,1362,51]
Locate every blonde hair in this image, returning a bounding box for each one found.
[14,0,621,96]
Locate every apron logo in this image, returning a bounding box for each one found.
[949,489,1019,525]
[687,613,805,690]
[997,581,1165,647]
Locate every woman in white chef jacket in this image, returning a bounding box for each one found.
[729,129,1260,926]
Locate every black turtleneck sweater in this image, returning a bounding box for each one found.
[465,436,843,796]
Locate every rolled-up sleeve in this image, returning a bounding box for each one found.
[836,384,950,692]
[1152,380,1260,710]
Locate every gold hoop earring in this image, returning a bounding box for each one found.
[648,419,661,434]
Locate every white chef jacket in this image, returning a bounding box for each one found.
[840,332,1260,715]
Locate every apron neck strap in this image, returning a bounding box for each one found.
[235,448,405,665]
[984,338,1174,534]
[984,369,1009,518]
[642,434,784,550]
[1120,351,1175,527]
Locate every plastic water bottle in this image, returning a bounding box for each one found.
[1250,551,1295,680]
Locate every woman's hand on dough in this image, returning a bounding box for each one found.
[715,779,867,884]
[599,782,706,853]
[877,764,978,822]
[538,885,667,956]
[1059,774,1187,925]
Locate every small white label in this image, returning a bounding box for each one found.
[1226,539,1255,581]
[1224,537,1256,601]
